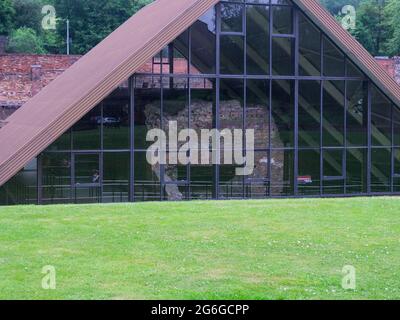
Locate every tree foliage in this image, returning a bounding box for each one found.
[53,0,152,54]
[320,0,361,15]
[384,0,400,56]
[12,0,44,33]
[351,0,388,56]
[0,0,15,35]
[6,27,46,54]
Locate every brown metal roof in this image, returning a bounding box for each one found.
[0,0,400,187]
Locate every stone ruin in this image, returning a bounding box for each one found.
[144,99,285,200]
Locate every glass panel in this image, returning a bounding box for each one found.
[190,77,215,140]
[162,78,189,152]
[394,149,400,192]
[346,148,367,194]
[163,161,189,200]
[134,152,161,201]
[103,152,129,203]
[42,153,71,204]
[72,105,101,150]
[394,149,400,174]
[272,6,293,34]
[323,37,345,77]
[298,80,321,148]
[347,60,364,78]
[134,75,161,150]
[346,81,368,146]
[164,161,188,183]
[190,8,216,75]
[171,30,189,74]
[246,79,269,149]
[323,80,345,146]
[103,87,130,150]
[272,37,294,75]
[46,131,71,151]
[190,77,215,172]
[0,159,37,206]
[323,149,344,195]
[190,165,214,200]
[299,13,321,76]
[245,150,269,199]
[394,177,400,193]
[220,78,244,132]
[246,4,269,75]
[371,148,391,193]
[270,149,294,196]
[271,80,294,147]
[75,154,100,185]
[371,85,392,146]
[394,106,400,146]
[219,165,243,199]
[221,3,243,33]
[298,149,320,196]
[220,35,244,74]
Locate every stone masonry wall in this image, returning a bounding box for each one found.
[144,100,285,200]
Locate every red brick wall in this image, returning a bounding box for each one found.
[0,54,81,109]
[375,58,395,79]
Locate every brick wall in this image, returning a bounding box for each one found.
[375,56,400,84]
[0,54,81,121]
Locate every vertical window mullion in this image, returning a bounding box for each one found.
[100,102,104,203]
[37,155,42,205]
[344,79,348,194]
[243,2,247,200]
[367,81,372,193]
[294,9,299,196]
[320,81,324,195]
[129,76,135,202]
[391,102,395,193]
[160,72,164,201]
[215,3,221,200]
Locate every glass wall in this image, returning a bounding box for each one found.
[2,0,400,206]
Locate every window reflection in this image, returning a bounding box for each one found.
[246,5,269,75]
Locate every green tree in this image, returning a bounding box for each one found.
[384,0,400,55]
[0,0,15,35]
[54,0,152,54]
[353,0,388,56]
[6,27,46,54]
[12,0,43,33]
[320,0,361,14]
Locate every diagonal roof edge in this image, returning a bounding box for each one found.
[294,0,400,106]
[0,0,400,188]
[0,0,219,187]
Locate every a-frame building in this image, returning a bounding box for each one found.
[1,0,400,205]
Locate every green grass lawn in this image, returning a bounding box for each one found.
[1,197,400,300]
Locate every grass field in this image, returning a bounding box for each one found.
[0,197,400,300]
